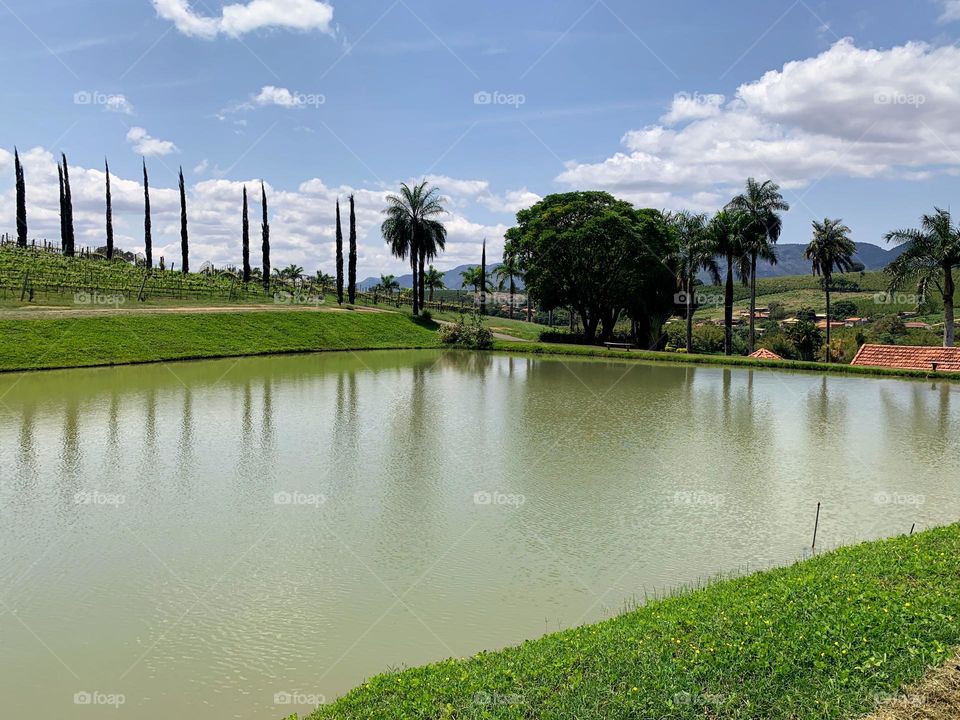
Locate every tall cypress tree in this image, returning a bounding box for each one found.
[14,148,27,248]
[179,167,189,274]
[480,238,487,316]
[104,158,114,260]
[61,153,75,256]
[261,181,270,291]
[335,199,344,304]
[242,186,251,283]
[348,194,357,304]
[143,159,153,269]
[58,163,66,252]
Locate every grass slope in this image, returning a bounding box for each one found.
[0,310,440,372]
[304,524,960,720]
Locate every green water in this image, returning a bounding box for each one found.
[1,350,958,718]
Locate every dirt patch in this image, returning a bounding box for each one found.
[862,653,960,719]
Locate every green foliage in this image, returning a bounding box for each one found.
[767,301,787,320]
[311,524,960,720]
[830,299,858,319]
[794,306,818,323]
[785,320,824,361]
[438,313,494,349]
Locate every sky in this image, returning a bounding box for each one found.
[3,0,960,278]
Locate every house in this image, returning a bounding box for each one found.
[845,317,869,327]
[904,322,933,331]
[850,344,960,373]
[748,348,783,360]
[816,320,846,330]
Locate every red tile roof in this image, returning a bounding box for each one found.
[850,344,960,372]
[748,348,784,360]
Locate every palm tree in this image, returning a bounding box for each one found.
[461,265,494,299]
[314,271,335,294]
[379,274,400,298]
[804,218,856,361]
[495,253,520,319]
[728,178,790,353]
[423,265,445,302]
[381,181,448,316]
[709,210,751,356]
[885,208,960,347]
[670,211,720,353]
[282,264,304,283]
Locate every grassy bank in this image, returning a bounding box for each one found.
[0,310,440,372]
[303,524,960,720]
[493,340,960,382]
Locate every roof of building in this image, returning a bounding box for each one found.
[850,344,960,372]
[748,348,784,360]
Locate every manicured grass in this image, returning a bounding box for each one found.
[493,341,960,382]
[0,310,440,372]
[304,524,960,719]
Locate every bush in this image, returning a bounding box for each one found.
[439,314,493,349]
[830,299,858,320]
[419,310,432,322]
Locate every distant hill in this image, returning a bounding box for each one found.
[704,242,905,282]
[360,263,525,291]
[360,243,903,290]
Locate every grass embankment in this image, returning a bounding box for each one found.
[303,524,960,720]
[494,341,960,382]
[0,310,440,372]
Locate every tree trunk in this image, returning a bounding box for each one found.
[685,270,694,354]
[825,281,832,362]
[410,258,419,315]
[944,263,955,348]
[509,278,515,319]
[418,251,426,310]
[748,251,757,354]
[724,255,734,356]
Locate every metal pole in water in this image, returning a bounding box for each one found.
[811,502,821,552]
[909,523,915,536]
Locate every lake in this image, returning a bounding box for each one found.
[1,350,958,718]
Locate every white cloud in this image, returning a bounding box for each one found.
[557,39,960,210]
[0,149,507,277]
[939,0,960,23]
[104,94,135,115]
[193,159,210,174]
[660,92,725,125]
[152,0,335,39]
[425,175,540,215]
[126,127,179,157]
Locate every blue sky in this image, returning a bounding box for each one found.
[3,0,960,277]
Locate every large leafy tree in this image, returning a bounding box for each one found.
[885,208,960,347]
[669,211,719,354]
[805,218,856,360]
[381,181,447,316]
[423,265,445,301]
[14,148,26,248]
[504,191,676,344]
[708,209,751,356]
[728,178,790,353]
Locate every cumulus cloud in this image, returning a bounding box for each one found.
[126,127,179,157]
[152,0,335,39]
[425,175,540,216]
[939,0,960,23]
[557,39,960,210]
[0,149,507,277]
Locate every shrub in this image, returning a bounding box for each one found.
[440,314,493,349]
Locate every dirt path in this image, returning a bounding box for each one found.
[862,652,960,719]
[0,303,388,320]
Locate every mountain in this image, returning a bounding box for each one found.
[359,263,525,291]
[704,242,906,282]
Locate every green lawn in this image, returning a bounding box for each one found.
[0,310,440,372]
[303,524,960,720]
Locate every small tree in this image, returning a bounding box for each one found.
[179,167,189,274]
[61,153,75,256]
[786,321,824,361]
[261,181,270,291]
[424,265,446,302]
[104,158,114,260]
[348,195,357,303]
[804,218,856,361]
[14,148,27,248]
